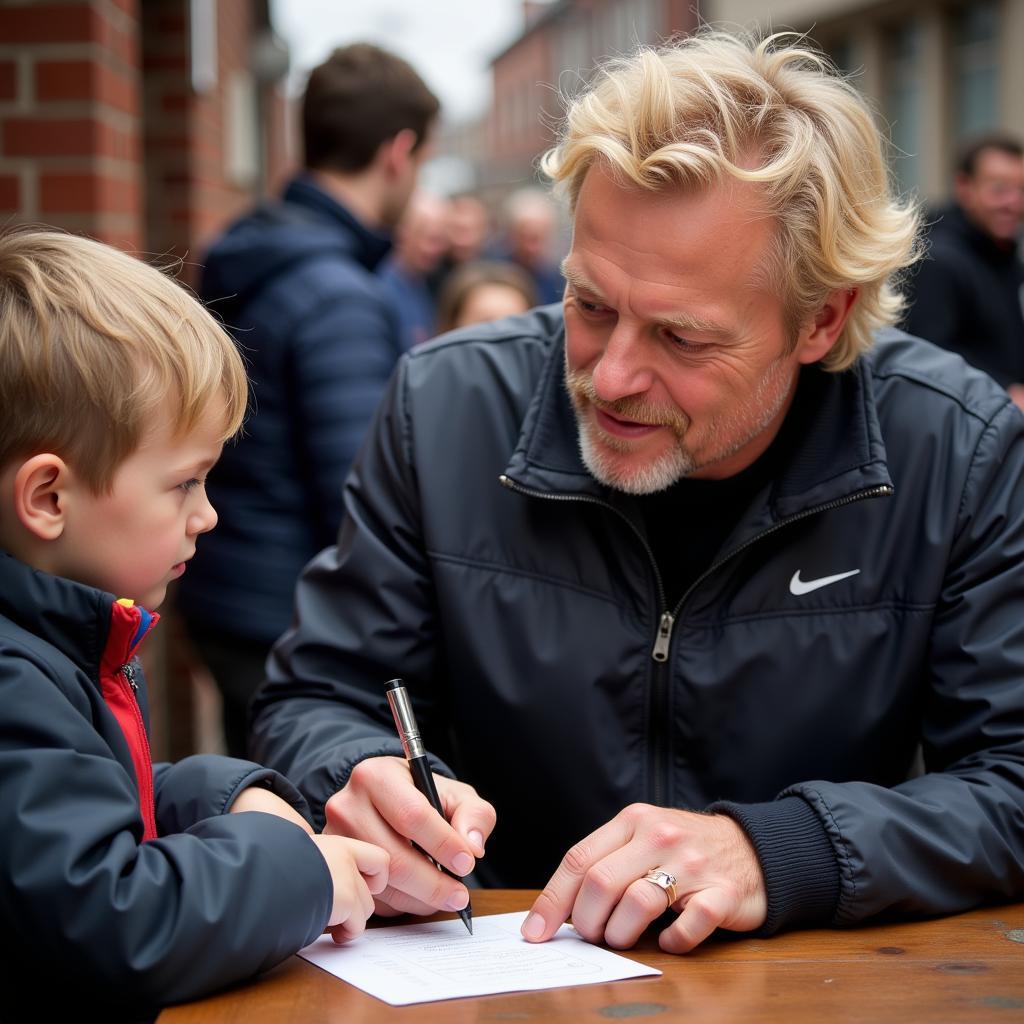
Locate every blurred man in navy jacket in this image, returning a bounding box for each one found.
[179,44,439,756]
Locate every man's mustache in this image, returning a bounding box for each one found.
[565,369,689,434]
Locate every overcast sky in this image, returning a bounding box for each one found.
[270,0,532,124]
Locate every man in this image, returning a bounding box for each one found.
[492,187,565,304]
[380,191,450,348]
[251,33,1024,953]
[178,44,439,756]
[903,136,1024,404]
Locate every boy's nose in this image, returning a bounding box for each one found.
[187,493,218,535]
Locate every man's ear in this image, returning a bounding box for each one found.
[12,454,71,540]
[378,128,419,179]
[795,287,860,366]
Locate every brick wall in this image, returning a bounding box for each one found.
[0,0,293,266]
[0,0,144,251]
[142,0,294,285]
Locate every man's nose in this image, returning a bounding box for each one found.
[591,321,655,402]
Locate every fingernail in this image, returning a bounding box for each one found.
[452,852,473,875]
[522,912,545,940]
[445,890,469,911]
[468,829,484,854]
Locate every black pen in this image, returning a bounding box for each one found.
[385,678,474,935]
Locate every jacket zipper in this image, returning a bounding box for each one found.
[500,473,893,807]
[117,659,157,839]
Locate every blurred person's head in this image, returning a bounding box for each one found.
[393,192,450,276]
[447,194,490,263]
[303,43,441,230]
[954,135,1024,246]
[437,261,538,332]
[503,188,557,269]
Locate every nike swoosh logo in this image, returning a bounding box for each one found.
[789,569,861,595]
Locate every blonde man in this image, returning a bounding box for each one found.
[252,32,1024,954]
[0,228,389,1017]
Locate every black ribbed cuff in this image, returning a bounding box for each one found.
[708,796,840,935]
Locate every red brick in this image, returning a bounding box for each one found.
[0,61,16,101]
[3,118,95,157]
[0,5,96,44]
[39,170,139,215]
[36,60,138,115]
[0,174,20,211]
[159,92,190,113]
[156,11,186,34]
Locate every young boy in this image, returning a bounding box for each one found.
[0,228,389,1018]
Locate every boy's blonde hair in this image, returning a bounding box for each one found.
[0,227,248,491]
[541,31,921,370]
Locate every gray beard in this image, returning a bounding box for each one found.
[568,355,794,495]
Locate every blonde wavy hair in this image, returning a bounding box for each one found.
[541,31,921,370]
[0,227,248,491]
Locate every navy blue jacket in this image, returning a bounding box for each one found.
[179,175,402,644]
[0,553,332,1018]
[252,309,1024,935]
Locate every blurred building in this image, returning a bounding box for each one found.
[0,0,292,274]
[484,0,698,194]
[481,0,1024,204]
[712,0,1024,202]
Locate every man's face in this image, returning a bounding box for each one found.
[381,126,436,230]
[55,402,224,609]
[563,166,821,493]
[956,148,1024,244]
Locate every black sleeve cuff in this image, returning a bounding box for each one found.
[708,795,841,935]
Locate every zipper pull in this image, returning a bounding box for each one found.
[121,662,138,691]
[651,611,674,663]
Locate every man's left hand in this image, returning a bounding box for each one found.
[521,804,767,953]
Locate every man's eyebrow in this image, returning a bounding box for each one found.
[658,310,732,337]
[562,259,731,337]
[560,260,603,297]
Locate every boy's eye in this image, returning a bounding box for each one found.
[178,478,202,493]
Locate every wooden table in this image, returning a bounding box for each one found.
[159,891,1024,1022]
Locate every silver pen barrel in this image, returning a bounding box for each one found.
[385,679,426,759]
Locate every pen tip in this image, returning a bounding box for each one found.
[460,908,473,935]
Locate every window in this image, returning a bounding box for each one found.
[884,19,923,193]
[951,1,999,141]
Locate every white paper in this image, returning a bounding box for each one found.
[298,910,661,1005]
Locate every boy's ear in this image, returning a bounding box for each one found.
[13,454,72,540]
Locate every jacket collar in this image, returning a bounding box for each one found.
[282,174,393,273]
[0,553,157,681]
[502,314,893,528]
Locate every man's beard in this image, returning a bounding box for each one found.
[564,355,795,495]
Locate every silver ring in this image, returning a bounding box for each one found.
[642,867,678,908]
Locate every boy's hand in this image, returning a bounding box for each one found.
[323,755,495,919]
[309,836,390,942]
[230,785,314,835]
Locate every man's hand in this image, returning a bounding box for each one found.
[522,804,767,953]
[323,755,496,918]
[1008,383,1024,411]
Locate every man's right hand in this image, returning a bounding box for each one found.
[322,755,496,917]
